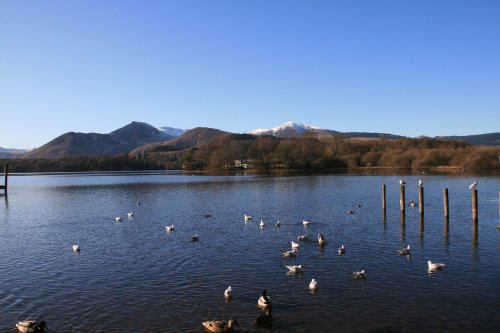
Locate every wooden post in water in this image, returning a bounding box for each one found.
[443,188,449,219]
[418,186,424,216]
[382,184,386,213]
[400,184,405,213]
[472,189,478,224]
[1,164,7,195]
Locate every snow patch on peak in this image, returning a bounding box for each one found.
[158,126,187,137]
[250,121,323,136]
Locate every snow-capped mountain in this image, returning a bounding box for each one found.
[158,126,187,137]
[250,121,324,138]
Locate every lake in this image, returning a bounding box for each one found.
[1,172,499,332]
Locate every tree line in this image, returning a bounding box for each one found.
[2,135,499,173]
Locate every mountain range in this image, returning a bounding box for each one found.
[2,121,499,159]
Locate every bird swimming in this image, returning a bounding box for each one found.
[303,220,310,226]
[127,212,133,218]
[297,234,311,241]
[285,264,303,274]
[191,234,199,241]
[428,260,445,271]
[275,220,280,228]
[257,289,272,308]
[72,244,80,253]
[244,214,253,221]
[309,278,318,291]
[338,244,345,255]
[318,233,327,245]
[352,269,366,279]
[165,225,174,232]
[409,200,416,208]
[224,286,233,299]
[397,244,411,256]
[260,220,265,228]
[202,319,238,332]
[281,249,297,257]
[16,320,47,333]
[291,240,300,249]
[115,216,122,222]
[346,209,354,214]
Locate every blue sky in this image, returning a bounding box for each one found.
[1,0,499,149]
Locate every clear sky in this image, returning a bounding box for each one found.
[1,0,499,149]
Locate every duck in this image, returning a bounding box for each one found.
[16,320,47,333]
[260,220,265,228]
[303,220,310,226]
[297,234,311,241]
[127,212,134,218]
[257,289,272,308]
[338,244,345,255]
[397,244,411,256]
[115,216,122,222]
[202,319,238,332]
[428,260,445,271]
[285,264,303,274]
[275,220,280,228]
[72,244,80,253]
[352,269,366,280]
[468,181,477,190]
[165,225,174,232]
[224,286,233,299]
[280,249,297,257]
[244,214,253,221]
[318,233,327,245]
[309,278,318,291]
[191,234,199,242]
[291,240,300,249]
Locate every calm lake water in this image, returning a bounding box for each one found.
[1,172,499,333]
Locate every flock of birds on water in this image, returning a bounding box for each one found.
[17,179,480,333]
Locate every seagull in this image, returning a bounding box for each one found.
[285,264,303,274]
[191,234,199,242]
[399,179,407,185]
[303,220,310,226]
[244,214,253,221]
[275,220,280,228]
[418,180,423,187]
[428,260,445,271]
[257,289,272,308]
[115,216,122,222]
[224,286,233,299]
[281,249,297,257]
[202,319,238,333]
[16,320,47,333]
[409,199,416,208]
[352,269,366,280]
[309,278,318,291]
[356,204,362,208]
[127,212,134,218]
[291,240,300,249]
[297,234,311,241]
[165,225,174,232]
[397,244,411,256]
[468,182,477,190]
[260,219,265,228]
[346,209,354,214]
[318,233,327,245]
[338,244,345,255]
[72,244,80,252]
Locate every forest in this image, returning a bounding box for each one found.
[2,135,499,173]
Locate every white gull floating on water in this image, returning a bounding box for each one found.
[428,260,445,271]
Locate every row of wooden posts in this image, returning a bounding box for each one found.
[381,184,478,224]
[0,165,7,196]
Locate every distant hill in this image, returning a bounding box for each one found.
[21,121,173,159]
[130,127,229,156]
[438,133,500,146]
[0,147,29,158]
